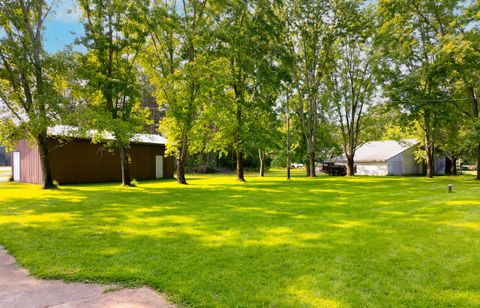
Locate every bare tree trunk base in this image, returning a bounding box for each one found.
[176,157,188,185]
[308,151,316,177]
[41,182,57,190]
[346,155,355,176]
[236,150,246,182]
[177,175,188,185]
[119,145,132,186]
[425,146,433,178]
[37,133,55,189]
[259,149,265,177]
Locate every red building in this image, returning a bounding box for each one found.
[11,126,174,184]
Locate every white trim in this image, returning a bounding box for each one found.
[12,152,20,181]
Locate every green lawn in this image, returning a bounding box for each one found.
[1,171,480,307]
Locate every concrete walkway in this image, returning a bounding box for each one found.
[0,247,175,308]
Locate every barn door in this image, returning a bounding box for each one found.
[155,155,164,178]
[13,152,20,181]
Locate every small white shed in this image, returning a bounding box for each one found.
[336,139,422,176]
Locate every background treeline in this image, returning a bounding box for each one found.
[0,0,479,188]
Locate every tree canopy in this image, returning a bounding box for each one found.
[1,0,479,185]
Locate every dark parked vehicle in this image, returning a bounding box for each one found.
[322,161,347,176]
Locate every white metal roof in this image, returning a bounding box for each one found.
[337,139,419,163]
[47,125,167,145]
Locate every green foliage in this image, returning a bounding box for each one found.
[285,0,337,171]
[142,0,226,159]
[74,0,151,147]
[2,0,478,181]
[328,1,379,159]
[362,104,414,141]
[0,0,66,144]
[210,0,287,157]
[375,0,479,176]
[462,118,480,162]
[274,96,341,168]
[0,119,27,151]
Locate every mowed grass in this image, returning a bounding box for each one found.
[1,171,480,307]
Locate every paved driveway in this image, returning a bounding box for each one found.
[0,247,174,308]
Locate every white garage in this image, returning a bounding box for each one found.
[336,139,422,176]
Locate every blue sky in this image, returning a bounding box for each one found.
[44,0,83,53]
[43,0,380,53]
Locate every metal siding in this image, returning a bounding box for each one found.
[387,146,421,175]
[387,161,402,175]
[16,140,42,184]
[49,139,120,183]
[48,138,174,184]
[15,138,174,184]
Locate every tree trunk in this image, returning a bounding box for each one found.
[119,145,131,186]
[467,86,479,180]
[425,144,433,178]
[286,93,291,180]
[258,149,265,177]
[308,149,316,177]
[476,144,480,181]
[424,111,433,178]
[469,86,478,119]
[346,155,355,176]
[305,159,310,177]
[176,157,187,184]
[176,133,188,184]
[236,150,245,181]
[36,132,55,189]
[452,157,457,176]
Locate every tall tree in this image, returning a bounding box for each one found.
[286,0,336,177]
[438,1,480,179]
[285,90,291,179]
[143,0,217,184]
[214,0,285,181]
[329,1,378,176]
[77,0,150,186]
[0,0,64,189]
[377,0,456,178]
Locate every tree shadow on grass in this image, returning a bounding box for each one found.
[0,175,480,306]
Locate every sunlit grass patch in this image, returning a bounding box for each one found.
[0,171,480,306]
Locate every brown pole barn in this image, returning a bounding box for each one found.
[11,126,174,184]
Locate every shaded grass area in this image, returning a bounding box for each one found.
[1,171,480,307]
